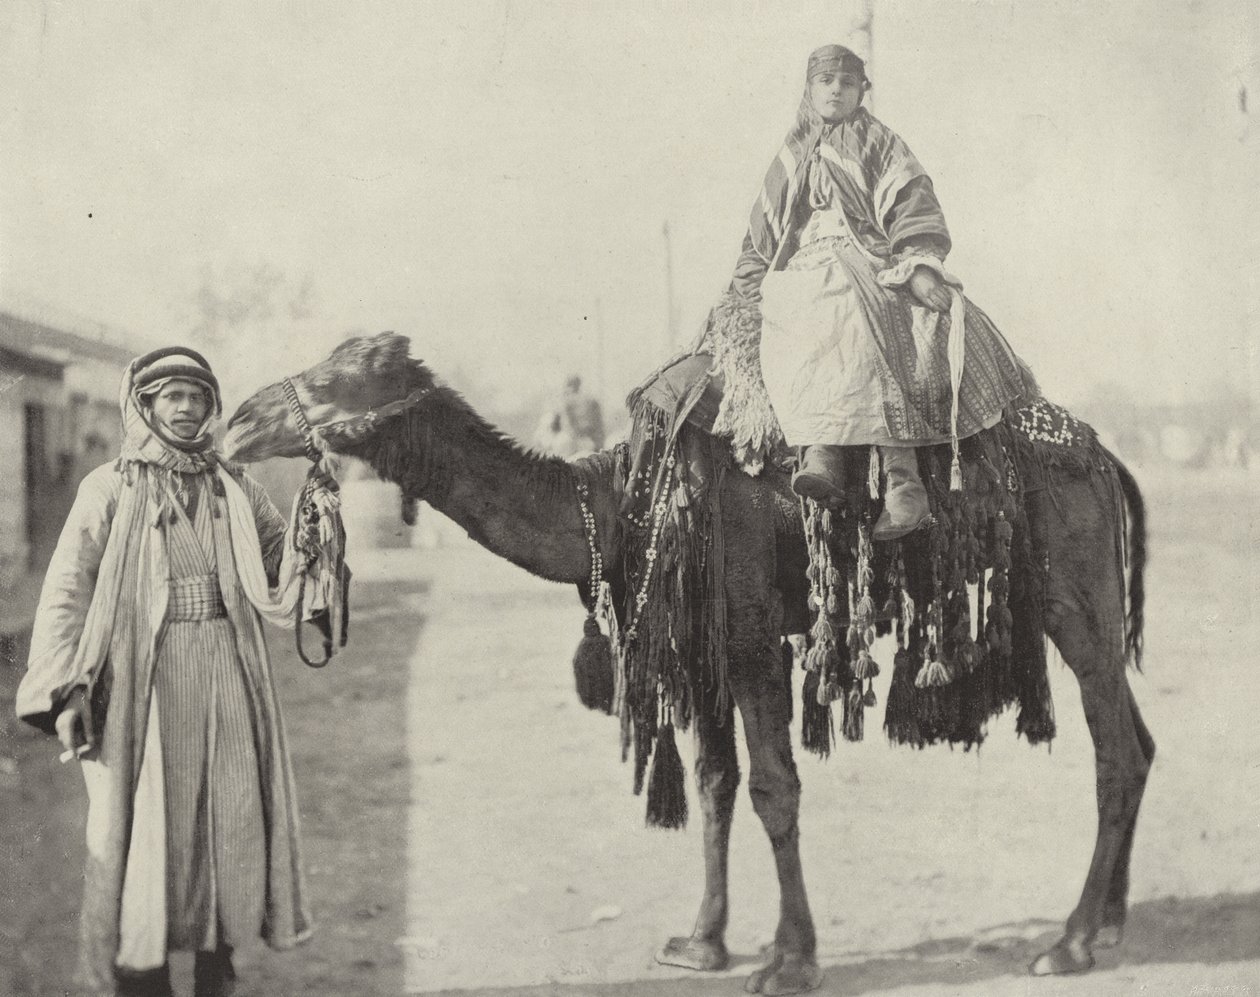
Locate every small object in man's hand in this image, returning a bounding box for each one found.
[59,743,93,764]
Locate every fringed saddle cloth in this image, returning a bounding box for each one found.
[594,365,733,830]
[606,345,1117,825]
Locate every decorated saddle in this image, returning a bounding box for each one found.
[585,324,1121,828]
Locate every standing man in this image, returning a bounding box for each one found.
[561,374,605,454]
[17,348,315,997]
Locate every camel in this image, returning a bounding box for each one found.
[223,332,1152,995]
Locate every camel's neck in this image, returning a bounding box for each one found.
[347,385,620,586]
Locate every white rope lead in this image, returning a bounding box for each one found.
[947,287,967,492]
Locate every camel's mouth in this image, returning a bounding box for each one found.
[222,417,272,463]
[223,386,302,463]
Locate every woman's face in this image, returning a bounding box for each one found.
[809,70,864,123]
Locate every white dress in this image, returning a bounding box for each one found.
[758,205,897,446]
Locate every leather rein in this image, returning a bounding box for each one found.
[278,377,436,667]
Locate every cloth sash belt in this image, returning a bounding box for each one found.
[167,573,227,621]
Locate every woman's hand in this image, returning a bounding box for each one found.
[908,266,952,311]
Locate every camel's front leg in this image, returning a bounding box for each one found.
[729,648,821,996]
[656,695,739,971]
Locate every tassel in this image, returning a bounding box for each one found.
[884,648,923,747]
[572,613,615,714]
[916,656,952,688]
[881,593,900,622]
[854,594,876,627]
[842,686,864,742]
[800,670,833,758]
[854,649,880,681]
[994,514,1014,546]
[632,718,652,796]
[862,680,878,708]
[645,724,688,829]
[868,445,881,499]
[950,449,963,492]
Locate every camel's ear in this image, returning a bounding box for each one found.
[369,331,413,369]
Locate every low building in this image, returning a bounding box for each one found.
[0,311,136,659]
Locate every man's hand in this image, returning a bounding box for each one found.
[908,266,952,311]
[311,458,340,493]
[55,687,94,758]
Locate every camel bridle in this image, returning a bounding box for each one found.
[281,376,437,455]
[281,377,323,462]
[277,374,437,668]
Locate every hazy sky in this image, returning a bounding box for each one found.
[2,1,1256,415]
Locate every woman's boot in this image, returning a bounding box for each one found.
[872,446,931,542]
[791,445,846,505]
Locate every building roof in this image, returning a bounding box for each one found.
[0,343,63,380]
[0,309,138,367]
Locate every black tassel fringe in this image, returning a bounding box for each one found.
[645,724,688,829]
[800,670,833,758]
[572,613,615,714]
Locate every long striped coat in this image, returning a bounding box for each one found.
[727,105,1036,445]
[17,461,313,993]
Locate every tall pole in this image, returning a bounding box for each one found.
[853,0,875,109]
[593,296,606,401]
[662,219,679,352]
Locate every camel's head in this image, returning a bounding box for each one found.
[224,331,433,462]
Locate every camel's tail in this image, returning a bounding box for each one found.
[1107,447,1147,669]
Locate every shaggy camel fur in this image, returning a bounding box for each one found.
[224,332,1151,995]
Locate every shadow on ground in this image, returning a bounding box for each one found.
[424,890,1260,996]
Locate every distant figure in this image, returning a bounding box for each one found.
[534,374,605,457]
[562,375,605,453]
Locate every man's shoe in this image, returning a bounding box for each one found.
[193,945,236,997]
[114,964,174,997]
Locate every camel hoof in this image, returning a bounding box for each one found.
[744,947,823,995]
[656,935,729,971]
[1029,935,1095,975]
[1094,922,1123,949]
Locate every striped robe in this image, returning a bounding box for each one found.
[729,105,1037,445]
[155,480,267,950]
[17,462,313,993]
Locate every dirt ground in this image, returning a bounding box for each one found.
[400,466,1260,997]
[3,466,1258,997]
[0,572,423,997]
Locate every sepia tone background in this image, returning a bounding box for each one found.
[2,2,1257,995]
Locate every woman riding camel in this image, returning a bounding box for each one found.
[726,44,1036,540]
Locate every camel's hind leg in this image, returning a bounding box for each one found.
[1093,683,1156,949]
[1032,477,1153,975]
[656,693,739,971]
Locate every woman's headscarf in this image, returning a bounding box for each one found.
[743,44,929,267]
